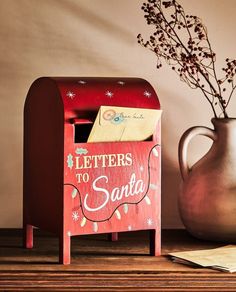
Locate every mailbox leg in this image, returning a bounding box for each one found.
[149,229,161,256]
[59,233,71,265]
[23,224,33,249]
[108,232,118,241]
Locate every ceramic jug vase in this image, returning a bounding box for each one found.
[178,118,236,242]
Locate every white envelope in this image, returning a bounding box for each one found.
[87,106,162,142]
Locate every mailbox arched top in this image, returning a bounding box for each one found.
[26,77,160,122]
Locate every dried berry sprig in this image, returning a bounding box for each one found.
[138,0,236,118]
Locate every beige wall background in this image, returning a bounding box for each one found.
[0,0,236,228]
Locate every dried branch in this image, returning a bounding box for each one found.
[138,0,236,118]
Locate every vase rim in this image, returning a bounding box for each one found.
[211,117,236,121]
[211,118,236,125]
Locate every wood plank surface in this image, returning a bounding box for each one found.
[0,229,236,291]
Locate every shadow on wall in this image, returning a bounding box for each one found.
[161,151,183,229]
[157,86,203,229]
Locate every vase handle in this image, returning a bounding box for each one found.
[178,126,217,180]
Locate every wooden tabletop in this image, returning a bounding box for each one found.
[0,229,236,291]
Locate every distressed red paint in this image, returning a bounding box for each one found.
[23,77,161,264]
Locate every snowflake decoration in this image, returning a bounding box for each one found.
[140,165,144,172]
[117,81,125,85]
[128,225,132,231]
[66,91,76,99]
[143,90,152,98]
[78,80,86,84]
[147,218,153,226]
[72,211,79,221]
[105,90,114,98]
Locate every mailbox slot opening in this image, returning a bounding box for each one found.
[145,135,153,141]
[72,119,155,143]
[73,119,93,143]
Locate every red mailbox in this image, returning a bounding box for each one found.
[23,77,161,264]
